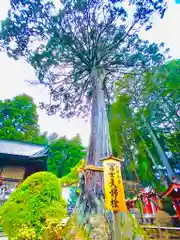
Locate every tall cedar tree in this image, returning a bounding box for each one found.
[0,0,168,165]
[0,0,168,237]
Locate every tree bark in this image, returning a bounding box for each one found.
[87,67,112,166]
[85,66,112,199]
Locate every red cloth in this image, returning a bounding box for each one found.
[173,200,180,219]
[142,189,153,214]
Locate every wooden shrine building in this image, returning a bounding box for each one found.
[161,178,180,220]
[0,139,48,205]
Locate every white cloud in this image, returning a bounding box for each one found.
[140,0,180,58]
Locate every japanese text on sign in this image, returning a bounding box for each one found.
[103,159,127,212]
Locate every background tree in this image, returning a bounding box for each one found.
[48,135,86,178]
[0,172,67,239]
[110,59,180,190]
[60,159,86,187]
[0,0,168,238]
[48,132,59,144]
[0,94,48,144]
[108,95,165,191]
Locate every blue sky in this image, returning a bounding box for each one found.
[0,0,179,146]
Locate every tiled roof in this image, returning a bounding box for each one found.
[0,140,48,158]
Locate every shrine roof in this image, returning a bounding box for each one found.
[161,183,180,200]
[0,139,48,159]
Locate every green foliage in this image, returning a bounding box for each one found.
[48,135,86,178]
[0,94,48,144]
[60,159,85,186]
[109,94,143,183]
[138,60,180,174]
[110,59,180,189]
[108,94,132,158]
[0,0,168,118]
[0,172,67,239]
[156,59,180,93]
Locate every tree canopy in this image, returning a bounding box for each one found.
[0,172,67,239]
[0,94,48,144]
[0,0,168,118]
[48,135,86,177]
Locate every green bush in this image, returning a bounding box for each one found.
[0,172,67,239]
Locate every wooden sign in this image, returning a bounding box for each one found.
[101,156,127,212]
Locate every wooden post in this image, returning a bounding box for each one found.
[113,211,121,240]
[157,221,163,240]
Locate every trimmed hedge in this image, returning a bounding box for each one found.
[0,172,67,239]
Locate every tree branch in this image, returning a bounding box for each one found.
[97,19,139,65]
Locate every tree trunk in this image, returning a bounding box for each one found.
[140,135,168,187]
[141,114,174,181]
[84,67,112,198]
[140,135,157,167]
[87,67,112,166]
[74,67,112,239]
